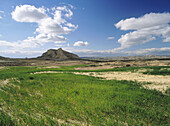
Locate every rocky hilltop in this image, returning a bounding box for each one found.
[37,48,80,60]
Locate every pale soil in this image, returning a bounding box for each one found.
[31,71,63,74]
[75,65,115,70]
[73,72,170,92]
[0,66,7,70]
[75,60,170,70]
[31,70,170,93]
[43,66,59,68]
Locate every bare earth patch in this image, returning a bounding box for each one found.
[73,72,170,92]
[31,70,170,93]
[75,65,115,70]
[0,66,7,70]
[31,71,63,74]
[74,60,170,70]
[43,66,59,68]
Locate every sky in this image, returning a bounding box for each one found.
[0,0,170,58]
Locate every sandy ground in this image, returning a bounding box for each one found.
[75,65,115,70]
[31,70,170,93]
[43,66,60,68]
[0,66,5,70]
[75,60,170,70]
[73,72,170,92]
[31,71,63,74]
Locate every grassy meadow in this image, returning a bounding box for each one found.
[0,65,170,125]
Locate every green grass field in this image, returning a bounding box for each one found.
[0,65,170,125]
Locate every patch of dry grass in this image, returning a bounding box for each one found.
[73,71,170,93]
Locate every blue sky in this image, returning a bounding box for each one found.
[0,0,170,58]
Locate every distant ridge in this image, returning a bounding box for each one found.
[37,48,80,60]
[0,56,9,60]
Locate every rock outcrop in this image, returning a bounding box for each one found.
[37,48,80,60]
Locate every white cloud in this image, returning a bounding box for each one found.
[73,41,89,46]
[0,4,77,50]
[115,13,170,30]
[0,4,78,58]
[56,6,73,19]
[66,23,78,28]
[70,49,115,54]
[67,47,170,57]
[1,39,170,57]
[0,10,4,19]
[117,30,156,49]
[0,40,38,49]
[12,5,77,37]
[127,47,170,55]
[107,37,114,40]
[22,34,66,46]
[11,5,47,23]
[0,49,44,58]
[65,9,73,18]
[115,12,170,49]
[35,17,71,35]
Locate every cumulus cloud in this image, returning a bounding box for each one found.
[107,37,114,40]
[0,4,78,57]
[115,13,170,30]
[11,4,77,40]
[0,4,77,52]
[11,5,47,23]
[56,6,73,19]
[115,12,170,49]
[73,41,89,46]
[22,34,66,46]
